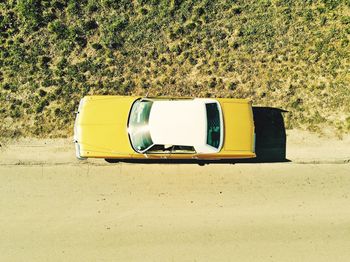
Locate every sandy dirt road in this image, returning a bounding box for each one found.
[0,130,350,262]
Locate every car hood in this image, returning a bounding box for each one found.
[75,96,137,158]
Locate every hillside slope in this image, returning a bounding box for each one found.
[1,0,349,137]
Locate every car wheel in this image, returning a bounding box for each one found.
[198,161,206,166]
[105,159,119,163]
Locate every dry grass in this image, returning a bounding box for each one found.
[1,0,349,138]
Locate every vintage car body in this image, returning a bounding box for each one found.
[74,96,256,161]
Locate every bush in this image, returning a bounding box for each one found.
[188,56,197,65]
[48,20,68,39]
[10,108,21,118]
[228,82,237,90]
[84,20,99,31]
[209,78,217,88]
[75,36,87,47]
[39,56,51,68]
[54,108,61,116]
[341,16,350,25]
[38,89,47,97]
[232,6,242,15]
[36,99,49,113]
[346,116,350,130]
[2,83,18,92]
[91,43,102,50]
[16,0,43,29]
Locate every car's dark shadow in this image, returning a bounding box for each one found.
[109,107,289,165]
[239,107,289,163]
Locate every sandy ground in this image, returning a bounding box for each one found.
[0,130,349,261]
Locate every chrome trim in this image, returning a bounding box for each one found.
[75,142,86,160]
[253,133,256,153]
[216,100,224,152]
[74,98,87,160]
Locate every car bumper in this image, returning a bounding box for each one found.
[74,141,86,160]
[74,99,87,160]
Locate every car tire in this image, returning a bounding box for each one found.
[105,158,119,163]
[198,161,206,166]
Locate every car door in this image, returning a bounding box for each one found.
[196,153,220,160]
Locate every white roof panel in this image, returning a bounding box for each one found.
[149,100,207,147]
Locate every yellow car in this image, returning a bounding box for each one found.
[74,96,256,162]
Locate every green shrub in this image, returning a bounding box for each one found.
[48,20,68,39]
[54,108,61,116]
[228,82,237,90]
[232,6,242,15]
[322,0,341,10]
[209,77,217,88]
[38,89,47,97]
[16,0,43,29]
[36,99,49,113]
[10,108,21,118]
[346,116,350,130]
[84,20,99,31]
[91,43,102,50]
[341,16,350,25]
[67,0,80,16]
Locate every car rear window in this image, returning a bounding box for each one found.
[206,103,221,148]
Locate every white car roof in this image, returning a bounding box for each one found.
[148,98,221,153]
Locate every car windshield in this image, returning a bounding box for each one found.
[128,100,153,152]
[206,103,221,148]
